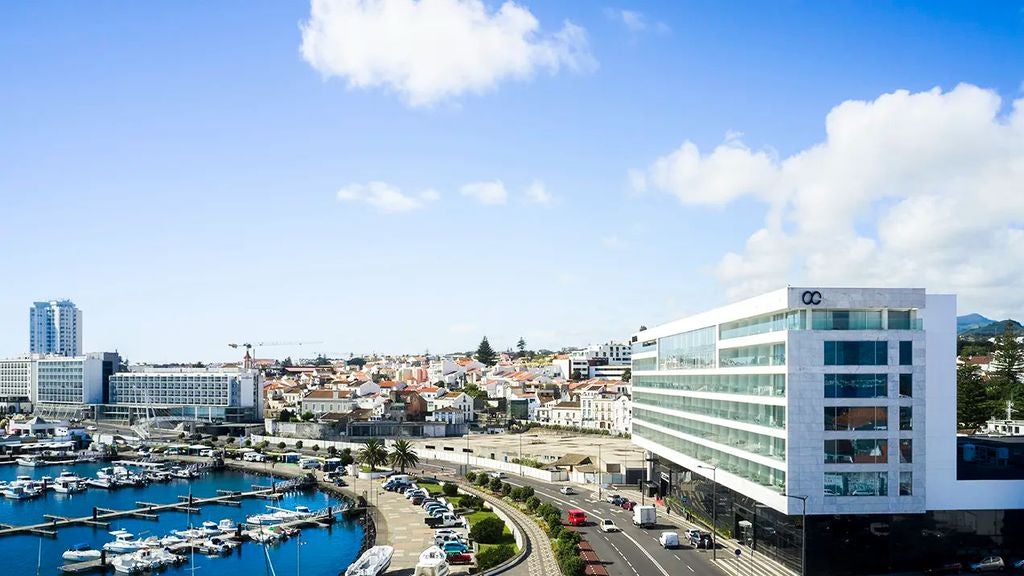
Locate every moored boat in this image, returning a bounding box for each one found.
[62,543,102,562]
[16,455,46,467]
[413,546,450,576]
[346,545,395,576]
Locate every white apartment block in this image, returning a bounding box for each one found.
[35,354,107,405]
[0,357,33,412]
[109,367,264,421]
[29,299,82,357]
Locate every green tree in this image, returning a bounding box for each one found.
[958,363,994,428]
[992,322,1024,402]
[281,356,293,367]
[442,482,459,497]
[327,445,337,457]
[475,336,497,366]
[470,516,506,544]
[312,444,320,452]
[295,440,304,449]
[312,354,332,366]
[357,438,388,470]
[277,409,294,422]
[464,471,477,483]
[526,496,540,512]
[489,476,503,492]
[516,337,527,356]
[277,441,286,450]
[621,368,631,382]
[463,383,486,398]
[571,369,582,382]
[338,448,354,467]
[388,439,420,474]
[301,411,315,421]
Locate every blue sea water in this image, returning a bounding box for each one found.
[0,462,363,576]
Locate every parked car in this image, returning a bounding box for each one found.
[969,556,1004,572]
[659,532,680,549]
[411,496,425,505]
[620,500,637,511]
[447,553,473,565]
[567,509,587,527]
[559,486,575,495]
[441,541,469,554]
[599,519,618,533]
[607,494,622,505]
[684,529,702,542]
[435,533,467,547]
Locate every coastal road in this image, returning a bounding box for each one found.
[499,475,724,576]
[418,460,723,576]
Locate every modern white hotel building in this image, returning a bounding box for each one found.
[631,287,1024,575]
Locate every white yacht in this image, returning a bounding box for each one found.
[413,546,450,576]
[346,545,395,576]
[217,518,237,533]
[16,455,46,467]
[3,484,42,500]
[53,475,86,494]
[201,521,222,536]
[62,543,101,562]
[103,530,151,554]
[85,477,114,489]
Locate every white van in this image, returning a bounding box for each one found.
[243,452,267,463]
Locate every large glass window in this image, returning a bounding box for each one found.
[634,373,785,397]
[812,310,883,330]
[899,341,913,365]
[633,423,785,491]
[900,439,913,463]
[899,472,912,495]
[824,406,888,431]
[899,373,913,398]
[824,374,887,398]
[824,439,888,464]
[824,472,887,496]
[719,343,786,367]
[632,357,657,371]
[634,408,786,462]
[719,310,805,340]
[658,327,716,370]
[824,341,888,366]
[900,407,913,431]
[635,391,786,428]
[888,310,912,329]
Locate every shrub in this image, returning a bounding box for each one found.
[464,471,477,483]
[521,486,534,499]
[312,444,320,452]
[489,477,503,492]
[469,516,506,544]
[535,503,559,519]
[557,552,585,576]
[477,474,490,487]
[327,445,337,456]
[475,544,516,571]
[500,482,512,497]
[442,483,458,497]
[277,442,286,450]
[558,529,581,548]
[460,495,484,511]
[545,513,563,536]
[510,487,524,501]
[295,440,304,449]
[526,496,541,512]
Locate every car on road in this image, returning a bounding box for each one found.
[659,532,680,549]
[599,519,618,533]
[86,425,98,431]
[969,556,1004,572]
[559,486,576,495]
[488,471,506,479]
[620,500,637,511]
[607,494,622,505]
[567,508,587,527]
[684,529,702,542]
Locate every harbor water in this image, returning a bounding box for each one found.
[0,462,363,575]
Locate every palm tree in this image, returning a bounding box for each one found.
[388,439,420,474]
[357,438,388,471]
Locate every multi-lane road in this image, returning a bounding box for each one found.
[499,473,724,576]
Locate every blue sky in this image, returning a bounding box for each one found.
[2,1,1023,362]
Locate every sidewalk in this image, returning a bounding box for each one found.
[596,484,797,576]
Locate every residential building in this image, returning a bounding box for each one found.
[553,341,632,380]
[549,401,582,427]
[631,287,1024,575]
[35,352,118,406]
[107,365,263,421]
[29,299,82,356]
[299,389,354,416]
[0,357,33,413]
[434,391,474,422]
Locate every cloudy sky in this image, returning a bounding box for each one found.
[1,1,1023,362]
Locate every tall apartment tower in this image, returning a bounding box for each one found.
[29,299,82,356]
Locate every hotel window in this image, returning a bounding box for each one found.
[824,471,887,497]
[824,341,888,366]
[824,406,887,431]
[900,407,913,431]
[899,439,913,463]
[824,439,888,464]
[899,374,913,398]
[888,310,912,329]
[899,341,913,365]
[812,310,883,330]
[824,374,887,398]
[899,472,913,495]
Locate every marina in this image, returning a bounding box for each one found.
[0,461,363,575]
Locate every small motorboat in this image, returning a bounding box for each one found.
[16,455,46,467]
[201,521,222,536]
[346,545,395,576]
[111,552,148,574]
[3,484,42,500]
[199,537,231,556]
[171,527,206,540]
[85,477,114,489]
[159,534,186,546]
[103,530,150,554]
[53,476,86,494]
[217,518,237,533]
[62,543,102,562]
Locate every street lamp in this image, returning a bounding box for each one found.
[697,464,718,560]
[783,493,808,576]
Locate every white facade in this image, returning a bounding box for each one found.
[109,367,264,420]
[29,300,82,357]
[35,354,105,405]
[0,357,33,409]
[631,287,950,516]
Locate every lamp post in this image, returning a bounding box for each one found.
[783,493,808,576]
[698,464,718,560]
[597,443,602,500]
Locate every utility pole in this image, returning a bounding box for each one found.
[784,494,808,576]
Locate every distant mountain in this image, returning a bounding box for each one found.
[957,313,995,334]
[960,319,1023,339]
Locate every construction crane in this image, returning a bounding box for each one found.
[228,341,323,366]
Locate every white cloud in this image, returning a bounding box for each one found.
[336,181,438,212]
[525,180,553,204]
[300,0,594,107]
[619,9,646,32]
[633,83,1024,316]
[460,180,508,205]
[604,7,669,34]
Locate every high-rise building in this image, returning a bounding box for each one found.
[630,287,1024,575]
[107,366,264,422]
[29,300,82,356]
